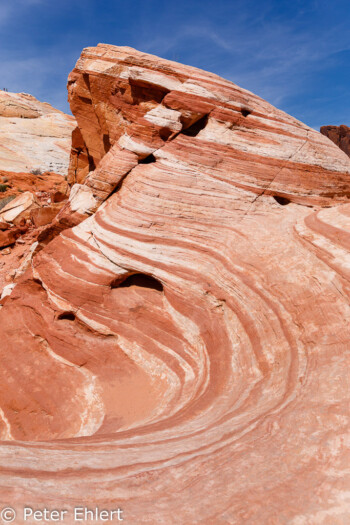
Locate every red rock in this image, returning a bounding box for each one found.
[67,126,91,184]
[0,228,20,248]
[51,190,67,203]
[0,221,10,231]
[321,124,350,158]
[0,169,68,201]
[0,45,349,524]
[30,204,62,227]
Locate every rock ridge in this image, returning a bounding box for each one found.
[0,45,349,524]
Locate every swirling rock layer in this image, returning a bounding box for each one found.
[0,45,350,524]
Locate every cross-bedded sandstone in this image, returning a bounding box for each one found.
[0,45,350,524]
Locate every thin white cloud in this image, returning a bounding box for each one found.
[0,0,349,127]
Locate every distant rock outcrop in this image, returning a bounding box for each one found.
[0,91,76,174]
[0,45,350,524]
[321,124,350,158]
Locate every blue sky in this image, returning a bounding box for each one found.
[0,0,349,129]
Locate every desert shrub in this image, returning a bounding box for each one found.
[30,168,43,175]
[0,195,16,211]
[0,184,8,192]
[2,177,8,183]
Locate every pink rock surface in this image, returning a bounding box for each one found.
[0,45,350,524]
[0,91,75,175]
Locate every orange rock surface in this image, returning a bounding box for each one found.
[0,169,67,198]
[0,45,350,524]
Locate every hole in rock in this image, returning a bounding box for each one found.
[103,133,111,153]
[273,195,291,206]
[111,273,163,292]
[241,107,252,117]
[159,128,174,141]
[139,154,156,164]
[88,155,96,171]
[78,96,93,106]
[57,312,76,321]
[129,80,170,105]
[182,115,209,137]
[82,73,91,90]
[33,277,43,287]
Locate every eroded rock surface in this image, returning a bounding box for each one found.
[0,91,76,174]
[0,170,68,288]
[0,45,350,524]
[321,124,350,159]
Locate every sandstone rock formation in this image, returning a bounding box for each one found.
[0,91,75,174]
[0,45,350,524]
[321,124,350,158]
[0,169,68,265]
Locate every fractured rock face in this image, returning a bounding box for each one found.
[0,45,350,524]
[66,45,350,206]
[0,91,76,174]
[321,124,350,158]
